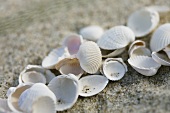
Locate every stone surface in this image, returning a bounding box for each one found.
[0,0,170,113]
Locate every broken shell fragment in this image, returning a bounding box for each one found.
[76,41,102,74]
[42,47,70,69]
[152,51,170,66]
[48,74,79,111]
[129,46,151,57]
[62,34,83,55]
[127,8,159,37]
[128,56,161,76]
[102,47,126,58]
[79,25,104,42]
[79,75,108,97]
[18,83,56,113]
[150,23,170,52]
[97,26,135,50]
[102,58,127,81]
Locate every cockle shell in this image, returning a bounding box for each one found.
[128,56,161,76]
[18,83,56,113]
[8,83,32,113]
[152,51,170,66]
[79,25,104,42]
[127,8,159,37]
[150,23,170,52]
[163,45,170,59]
[48,74,79,111]
[76,41,102,74]
[97,26,135,50]
[62,34,83,55]
[0,98,12,113]
[79,75,108,97]
[129,46,151,57]
[102,58,127,81]
[42,47,70,69]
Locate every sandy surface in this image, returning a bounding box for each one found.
[0,0,170,113]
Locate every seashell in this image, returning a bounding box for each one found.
[102,58,127,81]
[129,46,151,57]
[79,25,104,42]
[62,34,83,55]
[76,41,102,74]
[20,65,55,84]
[48,74,79,111]
[8,83,32,113]
[102,47,126,58]
[79,75,108,97]
[18,83,56,113]
[55,58,84,79]
[6,87,16,98]
[0,98,12,112]
[150,23,170,52]
[42,47,70,69]
[97,26,135,50]
[163,44,170,59]
[146,5,170,13]
[152,51,170,66]
[128,56,161,76]
[127,8,159,37]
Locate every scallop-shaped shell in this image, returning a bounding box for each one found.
[152,51,170,66]
[76,41,102,74]
[8,83,32,113]
[0,98,12,112]
[129,46,151,57]
[20,65,55,84]
[79,75,108,97]
[102,47,126,58]
[62,34,83,55]
[150,23,170,52]
[42,47,70,69]
[48,74,79,111]
[97,26,135,50]
[163,45,170,59]
[102,58,127,81]
[79,25,104,42]
[128,56,161,76]
[127,8,159,37]
[18,83,56,113]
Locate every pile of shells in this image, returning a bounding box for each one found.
[0,5,170,113]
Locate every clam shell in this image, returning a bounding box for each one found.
[102,47,126,58]
[97,26,135,50]
[163,45,170,59]
[0,98,12,112]
[127,8,159,37]
[48,74,79,111]
[42,47,70,69]
[152,51,170,66]
[18,83,56,113]
[76,41,102,74]
[8,83,32,113]
[62,34,83,55]
[150,23,170,52]
[128,56,161,76]
[79,75,108,97]
[130,46,151,57]
[102,58,127,81]
[79,25,104,42]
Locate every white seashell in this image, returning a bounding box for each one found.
[127,8,159,37]
[152,51,170,66]
[62,34,83,55]
[18,83,56,113]
[130,46,151,57]
[79,75,108,97]
[146,5,170,13]
[97,26,135,50]
[8,83,32,113]
[76,41,102,74]
[163,45,170,59]
[128,56,161,76]
[48,74,79,111]
[102,47,126,58]
[42,47,70,69]
[0,98,12,112]
[102,58,127,81]
[150,23,170,52]
[20,65,55,84]
[6,87,16,98]
[79,25,104,42]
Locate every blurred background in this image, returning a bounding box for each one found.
[0,0,170,112]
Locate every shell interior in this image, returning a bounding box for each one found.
[128,40,146,54]
[130,47,151,57]
[101,47,125,58]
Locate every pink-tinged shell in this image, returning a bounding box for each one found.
[76,41,102,74]
[150,23,170,52]
[97,26,135,50]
